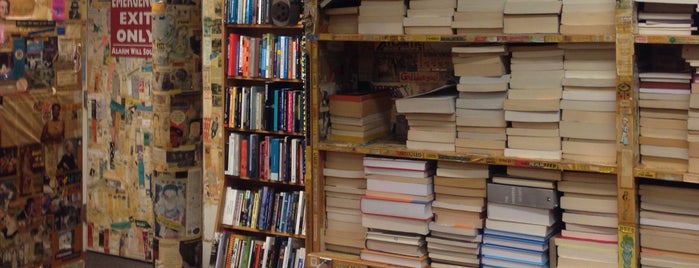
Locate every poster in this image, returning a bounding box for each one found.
[110,0,152,57]
[153,168,201,240]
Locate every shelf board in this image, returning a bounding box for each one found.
[634,35,699,44]
[226,175,305,187]
[226,24,303,30]
[221,224,306,239]
[634,166,697,182]
[317,140,616,174]
[226,76,304,83]
[309,33,615,43]
[225,127,305,137]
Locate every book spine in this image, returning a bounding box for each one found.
[273,90,280,132]
[286,89,294,133]
[240,136,249,178]
[248,133,260,178]
[270,137,280,181]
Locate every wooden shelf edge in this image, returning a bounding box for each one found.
[225,175,306,187]
[634,166,699,183]
[308,33,615,43]
[226,76,304,83]
[220,224,307,239]
[634,35,699,44]
[317,141,617,174]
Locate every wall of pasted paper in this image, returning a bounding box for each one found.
[85,0,203,265]
[0,0,88,266]
[200,0,225,260]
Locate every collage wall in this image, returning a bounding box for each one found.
[84,0,203,266]
[0,0,88,267]
[200,0,226,260]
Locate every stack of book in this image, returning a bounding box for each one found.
[637,2,697,36]
[324,6,360,34]
[328,91,392,143]
[683,45,699,174]
[505,45,564,161]
[639,184,699,267]
[555,171,618,267]
[358,0,406,35]
[451,0,504,35]
[360,156,435,267]
[482,167,561,268]
[503,0,561,34]
[638,68,691,172]
[428,162,489,267]
[323,151,367,254]
[559,43,617,164]
[452,45,508,156]
[403,0,455,35]
[396,88,458,152]
[559,0,615,35]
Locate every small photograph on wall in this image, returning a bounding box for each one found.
[0,51,12,80]
[0,177,17,208]
[19,143,44,196]
[0,146,18,177]
[56,138,80,174]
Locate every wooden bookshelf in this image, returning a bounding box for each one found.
[211,4,311,266]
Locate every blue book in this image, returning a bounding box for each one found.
[483,232,549,252]
[269,137,280,181]
[258,186,269,229]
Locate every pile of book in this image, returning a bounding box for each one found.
[482,166,561,268]
[452,45,508,156]
[428,162,489,267]
[403,0,455,35]
[637,1,697,36]
[328,91,392,144]
[322,151,367,254]
[683,45,699,174]
[360,156,435,268]
[503,0,561,34]
[555,171,618,267]
[559,43,617,164]
[358,0,406,35]
[638,45,691,172]
[451,0,504,35]
[504,45,564,161]
[639,184,699,267]
[559,0,615,35]
[395,86,458,152]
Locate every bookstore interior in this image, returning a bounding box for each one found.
[3,0,699,267]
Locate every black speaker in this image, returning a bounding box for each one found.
[271,0,301,26]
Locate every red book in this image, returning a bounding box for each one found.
[286,90,294,132]
[228,33,240,76]
[240,138,248,178]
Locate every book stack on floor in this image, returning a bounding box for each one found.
[638,184,699,267]
[482,166,561,268]
[683,45,699,174]
[559,0,615,35]
[328,91,392,143]
[360,156,435,268]
[358,0,406,35]
[555,171,618,267]
[323,151,367,254]
[504,45,564,161]
[637,1,697,36]
[503,0,561,34]
[395,87,458,152]
[403,0,456,35]
[559,43,617,164]
[451,0,505,35]
[638,46,691,172]
[428,162,489,267]
[324,6,360,34]
[452,45,508,156]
